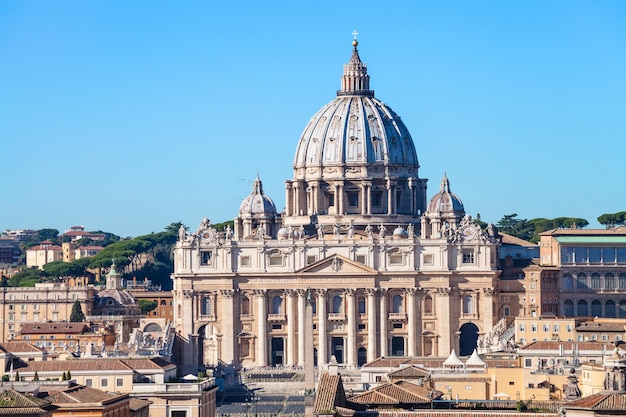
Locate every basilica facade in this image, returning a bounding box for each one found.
[171,39,500,375]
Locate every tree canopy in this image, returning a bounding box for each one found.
[597,211,626,229]
[70,300,85,322]
[496,214,589,243]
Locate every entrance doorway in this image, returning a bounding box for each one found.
[459,323,479,356]
[331,337,344,363]
[271,337,284,366]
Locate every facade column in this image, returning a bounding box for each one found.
[379,289,388,357]
[285,182,293,217]
[338,182,344,215]
[312,181,320,215]
[360,183,367,215]
[436,287,452,356]
[180,289,197,374]
[297,289,306,367]
[293,183,300,216]
[386,181,392,215]
[366,288,378,362]
[316,289,328,366]
[255,290,267,366]
[406,288,417,357]
[220,289,236,366]
[345,289,356,368]
[286,289,296,366]
[366,184,372,215]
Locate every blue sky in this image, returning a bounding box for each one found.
[1,1,625,237]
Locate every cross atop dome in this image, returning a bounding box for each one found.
[339,35,371,96]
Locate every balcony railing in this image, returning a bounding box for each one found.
[388,312,407,320]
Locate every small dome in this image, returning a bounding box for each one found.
[428,174,464,214]
[277,227,289,240]
[393,226,408,238]
[239,175,277,216]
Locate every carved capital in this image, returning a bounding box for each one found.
[315,289,328,297]
[253,289,267,298]
[220,289,236,298]
[405,287,417,296]
[296,289,308,297]
[284,289,297,297]
[483,287,495,296]
[436,287,451,296]
[343,288,355,297]
[182,290,194,299]
[365,288,379,296]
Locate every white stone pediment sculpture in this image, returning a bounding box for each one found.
[296,254,377,274]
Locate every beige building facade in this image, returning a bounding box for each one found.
[172,39,500,375]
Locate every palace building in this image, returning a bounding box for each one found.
[171,39,500,375]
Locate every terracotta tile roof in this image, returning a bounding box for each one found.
[19,323,90,335]
[44,385,126,405]
[565,391,626,410]
[314,373,346,413]
[519,341,614,351]
[0,342,44,354]
[540,226,626,236]
[129,398,152,411]
[349,380,439,405]
[389,365,430,379]
[0,389,51,414]
[499,232,537,247]
[576,321,626,332]
[23,357,172,374]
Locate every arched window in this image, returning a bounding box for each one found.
[392,294,403,313]
[160,300,166,306]
[201,296,212,316]
[577,300,588,317]
[424,295,433,315]
[591,273,601,289]
[620,301,626,318]
[271,296,282,315]
[463,295,474,314]
[241,296,250,315]
[564,300,574,317]
[591,300,601,317]
[605,273,615,290]
[562,274,573,290]
[619,273,626,289]
[606,300,616,317]
[576,273,587,289]
[332,295,343,314]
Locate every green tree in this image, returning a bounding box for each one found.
[36,228,59,242]
[33,371,39,381]
[62,371,67,381]
[14,371,19,382]
[70,300,85,322]
[598,211,626,228]
[496,214,535,241]
[67,371,71,379]
[138,300,158,315]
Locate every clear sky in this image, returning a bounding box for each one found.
[1,1,625,237]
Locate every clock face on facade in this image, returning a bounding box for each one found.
[463,227,476,240]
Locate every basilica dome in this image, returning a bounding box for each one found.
[293,39,419,181]
[283,39,427,228]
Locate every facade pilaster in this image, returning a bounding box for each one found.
[286,289,296,366]
[366,288,378,362]
[220,289,236,366]
[316,289,328,365]
[254,289,267,366]
[436,287,452,355]
[379,289,388,356]
[297,289,306,367]
[406,287,417,357]
[345,289,356,368]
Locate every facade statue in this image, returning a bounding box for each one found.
[365,224,373,238]
[379,224,387,238]
[178,225,186,241]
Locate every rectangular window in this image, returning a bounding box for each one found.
[524,358,532,367]
[201,251,212,266]
[519,324,526,331]
[392,323,403,329]
[603,247,616,263]
[462,250,474,264]
[171,411,187,417]
[567,325,573,332]
[504,306,510,316]
[307,255,317,265]
[240,256,250,267]
[358,323,366,330]
[269,256,283,266]
[589,247,601,263]
[531,324,538,332]
[347,192,359,207]
[389,254,403,265]
[116,378,124,387]
[423,254,434,265]
[553,324,560,332]
[371,191,382,207]
[543,324,549,332]
[561,247,574,264]
[574,247,588,264]
[85,378,92,387]
[101,378,108,387]
[356,255,366,264]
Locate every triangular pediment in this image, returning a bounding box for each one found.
[297,254,377,274]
